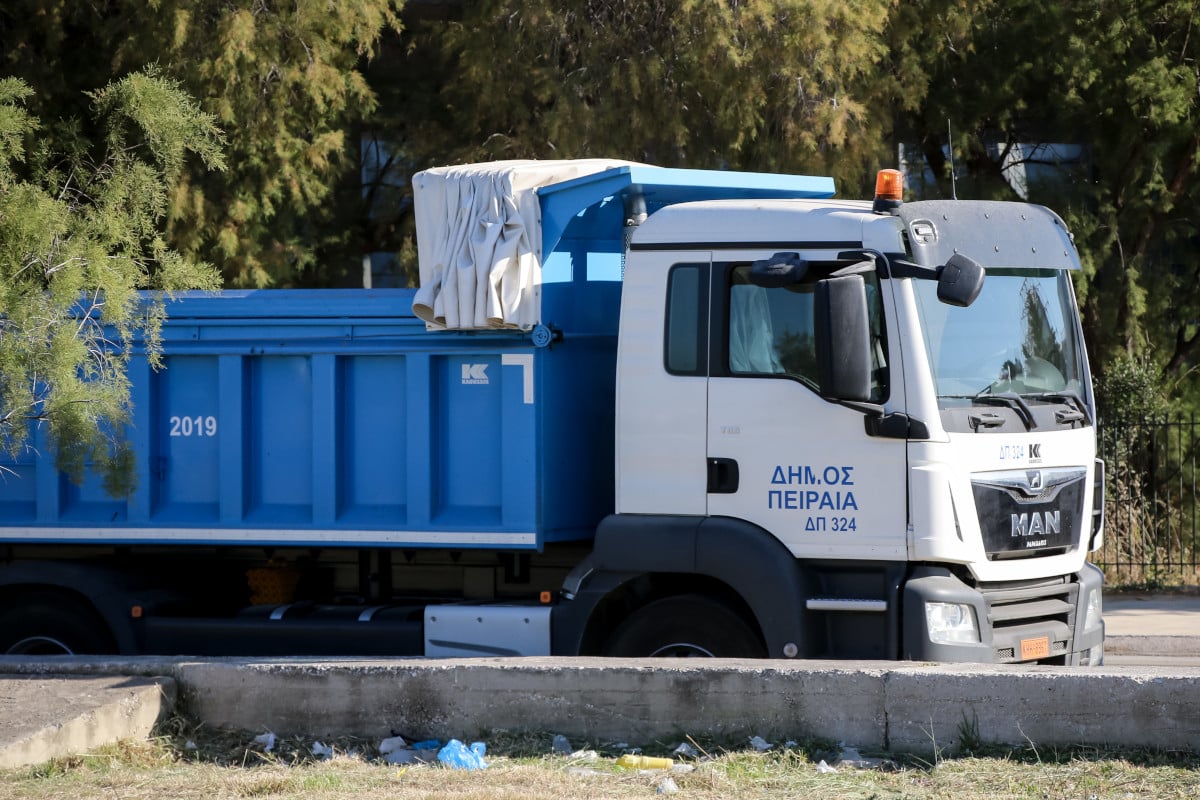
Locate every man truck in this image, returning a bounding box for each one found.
[0,159,1105,664]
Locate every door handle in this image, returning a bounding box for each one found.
[707,458,739,494]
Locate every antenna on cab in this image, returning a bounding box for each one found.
[947,118,958,200]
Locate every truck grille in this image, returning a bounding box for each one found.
[971,467,1087,559]
[978,577,1078,664]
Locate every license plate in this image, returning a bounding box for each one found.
[1020,636,1050,660]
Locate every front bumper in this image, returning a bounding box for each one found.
[903,562,1105,665]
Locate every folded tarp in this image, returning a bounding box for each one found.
[412,159,638,330]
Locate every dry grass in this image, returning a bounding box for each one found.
[1,718,1198,800]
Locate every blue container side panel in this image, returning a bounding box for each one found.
[0,287,615,549]
[537,336,616,543]
[431,352,536,530]
[0,462,36,522]
[498,352,537,531]
[57,411,126,523]
[153,355,221,522]
[338,355,407,526]
[218,355,249,525]
[247,355,314,523]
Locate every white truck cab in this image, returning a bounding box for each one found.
[584,173,1105,663]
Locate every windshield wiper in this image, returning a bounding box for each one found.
[1036,391,1092,427]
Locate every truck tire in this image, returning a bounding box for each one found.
[0,592,117,655]
[603,594,766,657]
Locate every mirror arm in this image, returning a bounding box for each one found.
[885,258,940,280]
[836,249,894,279]
[835,399,885,417]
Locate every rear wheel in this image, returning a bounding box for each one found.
[0,592,116,655]
[603,593,765,658]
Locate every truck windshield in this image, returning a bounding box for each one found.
[912,268,1086,404]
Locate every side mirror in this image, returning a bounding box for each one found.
[814,274,872,403]
[937,253,985,307]
[749,252,808,287]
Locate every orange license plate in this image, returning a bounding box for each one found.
[1020,636,1050,660]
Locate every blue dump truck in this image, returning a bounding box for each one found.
[0,160,1106,663]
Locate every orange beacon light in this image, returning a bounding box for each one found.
[873,168,904,214]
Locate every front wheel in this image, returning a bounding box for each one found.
[0,592,117,655]
[603,594,766,658]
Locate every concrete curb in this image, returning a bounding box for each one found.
[0,675,176,770]
[2,656,1198,754]
[175,659,1200,752]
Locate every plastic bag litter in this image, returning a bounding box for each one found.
[840,745,864,761]
[311,741,333,759]
[552,734,572,755]
[748,735,772,752]
[837,743,890,770]
[657,776,680,794]
[570,749,600,761]
[438,739,488,770]
[379,735,408,755]
[672,742,700,758]
[817,759,838,774]
[252,732,277,752]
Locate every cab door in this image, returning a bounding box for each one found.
[705,259,908,561]
[615,255,712,516]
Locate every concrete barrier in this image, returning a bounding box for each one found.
[4,656,1195,754]
[0,675,176,770]
[175,658,1200,752]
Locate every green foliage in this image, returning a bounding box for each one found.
[0,0,402,289]
[382,0,895,281]
[890,0,1200,407]
[0,72,223,495]
[1095,353,1169,432]
[143,0,403,287]
[5,0,1197,417]
[431,0,891,168]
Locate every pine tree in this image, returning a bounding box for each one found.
[887,0,1200,400]
[0,0,402,288]
[0,72,224,495]
[373,0,896,283]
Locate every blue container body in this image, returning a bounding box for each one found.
[0,164,836,551]
[0,289,616,550]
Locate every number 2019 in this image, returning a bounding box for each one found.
[169,415,217,437]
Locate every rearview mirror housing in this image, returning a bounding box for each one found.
[937,253,985,307]
[814,274,872,403]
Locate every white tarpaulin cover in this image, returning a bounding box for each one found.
[411,159,638,330]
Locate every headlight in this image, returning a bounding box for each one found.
[1082,590,1103,633]
[925,602,980,644]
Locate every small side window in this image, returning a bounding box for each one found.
[664,264,708,376]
